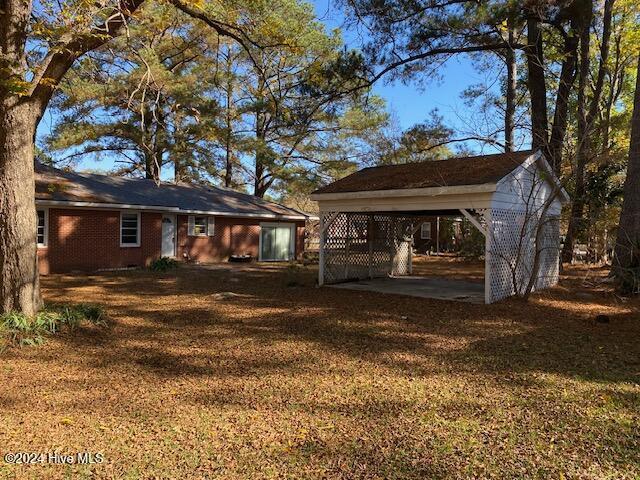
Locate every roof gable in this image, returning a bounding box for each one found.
[312,150,535,195]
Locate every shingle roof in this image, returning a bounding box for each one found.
[312,150,535,195]
[35,163,308,219]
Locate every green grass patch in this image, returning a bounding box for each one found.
[0,303,107,349]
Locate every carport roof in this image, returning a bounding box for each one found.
[312,150,534,195]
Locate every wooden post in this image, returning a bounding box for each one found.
[368,214,374,278]
[484,209,493,304]
[318,214,325,286]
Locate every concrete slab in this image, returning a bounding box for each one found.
[329,276,485,303]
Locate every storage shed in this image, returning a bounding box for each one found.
[311,150,570,303]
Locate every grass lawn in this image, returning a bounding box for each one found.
[1,257,639,479]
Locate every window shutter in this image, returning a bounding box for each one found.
[207,217,215,236]
[188,216,195,236]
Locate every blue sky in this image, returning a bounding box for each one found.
[36,0,508,175]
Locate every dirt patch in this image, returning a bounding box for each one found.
[1,260,638,479]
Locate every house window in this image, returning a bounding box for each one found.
[37,209,48,247]
[188,215,215,237]
[421,222,431,240]
[120,212,140,247]
[194,216,207,235]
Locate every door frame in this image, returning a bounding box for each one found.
[161,214,177,258]
[258,222,296,261]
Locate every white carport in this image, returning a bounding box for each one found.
[311,150,570,304]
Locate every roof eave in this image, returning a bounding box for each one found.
[35,199,309,220]
[310,182,498,201]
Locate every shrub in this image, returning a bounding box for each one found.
[150,257,179,272]
[0,303,107,349]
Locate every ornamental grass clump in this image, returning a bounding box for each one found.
[0,303,107,349]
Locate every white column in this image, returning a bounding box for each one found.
[318,214,326,286]
[484,209,492,304]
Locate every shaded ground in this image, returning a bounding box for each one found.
[331,276,485,303]
[1,259,639,479]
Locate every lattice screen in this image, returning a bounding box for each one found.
[320,213,415,284]
[487,209,560,303]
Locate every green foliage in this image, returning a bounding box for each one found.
[150,257,179,272]
[0,304,107,349]
[459,218,485,259]
[44,0,389,199]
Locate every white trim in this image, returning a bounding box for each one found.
[36,207,49,248]
[120,211,141,247]
[35,200,308,220]
[258,222,296,262]
[317,191,494,214]
[484,209,492,304]
[311,182,497,201]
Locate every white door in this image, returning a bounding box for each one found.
[161,215,176,257]
[260,224,294,261]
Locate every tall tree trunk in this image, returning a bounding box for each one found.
[0,101,43,315]
[525,16,549,155]
[548,20,579,175]
[254,113,266,197]
[504,18,517,153]
[562,3,596,263]
[613,54,640,291]
[1,0,42,315]
[224,73,234,188]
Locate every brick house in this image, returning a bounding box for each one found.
[35,163,310,274]
[412,216,464,253]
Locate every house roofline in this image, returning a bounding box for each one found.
[35,199,309,221]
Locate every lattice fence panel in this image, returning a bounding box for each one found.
[488,209,561,303]
[536,216,561,290]
[321,213,414,284]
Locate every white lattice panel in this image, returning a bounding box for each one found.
[487,210,560,303]
[535,216,561,290]
[321,213,414,284]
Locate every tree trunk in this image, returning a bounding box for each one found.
[504,18,517,153]
[0,100,42,315]
[548,21,579,175]
[525,16,549,154]
[224,74,234,188]
[613,53,640,291]
[562,3,595,263]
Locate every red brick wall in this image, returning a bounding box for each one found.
[38,208,161,274]
[177,215,306,262]
[37,208,306,273]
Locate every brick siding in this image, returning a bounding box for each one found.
[37,208,306,274]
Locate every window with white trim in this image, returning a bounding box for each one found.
[188,215,215,237]
[120,212,140,247]
[37,209,48,247]
[420,222,431,240]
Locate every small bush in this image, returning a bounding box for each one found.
[150,257,179,272]
[0,303,107,349]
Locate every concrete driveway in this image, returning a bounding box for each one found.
[329,276,485,303]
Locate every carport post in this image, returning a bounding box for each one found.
[484,209,492,304]
[318,212,339,286]
[318,214,326,286]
